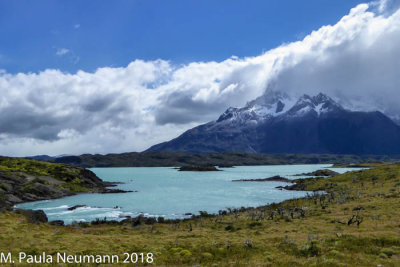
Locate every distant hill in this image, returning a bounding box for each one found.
[147,93,400,154]
[26,154,74,161]
[26,155,54,161]
[51,151,399,168]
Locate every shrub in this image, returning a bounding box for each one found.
[328,249,343,258]
[144,217,157,225]
[0,183,12,192]
[300,241,321,257]
[179,249,192,257]
[199,211,210,217]
[225,225,234,231]
[247,222,262,228]
[263,251,274,261]
[380,247,395,257]
[201,252,213,259]
[379,252,388,259]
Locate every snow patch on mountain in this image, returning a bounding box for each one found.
[216,92,345,126]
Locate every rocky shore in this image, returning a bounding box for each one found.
[0,157,130,211]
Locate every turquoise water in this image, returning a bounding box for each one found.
[16,164,359,224]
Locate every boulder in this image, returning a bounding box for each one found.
[67,205,87,211]
[15,209,48,224]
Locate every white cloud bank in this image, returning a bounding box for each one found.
[1,0,400,156]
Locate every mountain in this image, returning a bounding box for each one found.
[147,93,400,154]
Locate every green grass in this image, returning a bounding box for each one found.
[1,162,400,266]
[0,157,80,182]
[0,158,102,206]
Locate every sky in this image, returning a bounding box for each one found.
[1,0,367,74]
[0,0,399,156]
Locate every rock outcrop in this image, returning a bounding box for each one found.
[0,157,126,210]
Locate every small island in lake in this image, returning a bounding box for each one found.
[232,175,293,183]
[294,169,339,177]
[178,166,221,171]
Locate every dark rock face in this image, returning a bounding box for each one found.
[147,93,400,155]
[258,110,400,154]
[15,209,48,224]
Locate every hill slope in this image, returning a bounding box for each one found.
[0,157,119,209]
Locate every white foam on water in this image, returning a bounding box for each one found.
[41,205,69,210]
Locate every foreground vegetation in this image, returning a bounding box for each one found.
[1,161,400,266]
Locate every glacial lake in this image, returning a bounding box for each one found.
[16,164,360,224]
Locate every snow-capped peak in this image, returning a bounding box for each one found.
[216,91,297,125]
[286,93,343,117]
[216,92,345,126]
[246,91,296,117]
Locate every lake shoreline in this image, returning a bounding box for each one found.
[4,162,399,266]
[0,157,135,215]
[14,183,315,226]
[14,164,363,225]
[15,173,327,225]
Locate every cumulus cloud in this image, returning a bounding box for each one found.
[0,0,400,156]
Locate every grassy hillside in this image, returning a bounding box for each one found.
[52,151,400,167]
[1,162,400,266]
[0,157,117,209]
